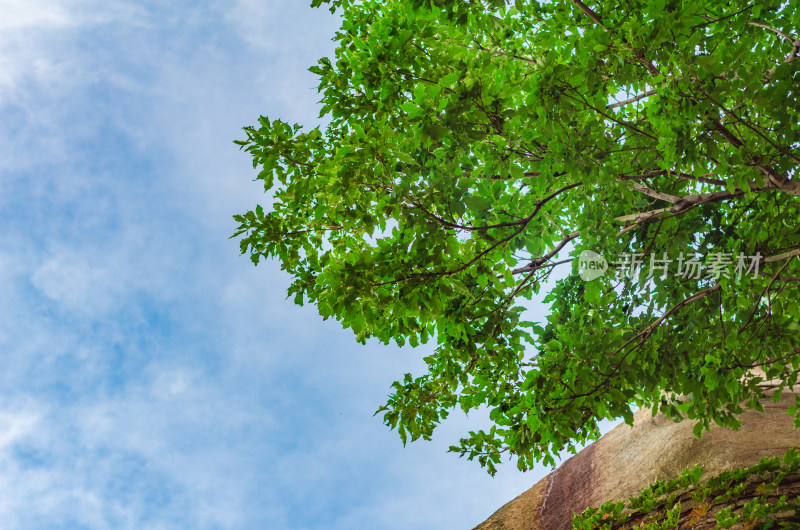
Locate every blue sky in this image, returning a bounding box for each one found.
[0,1,610,528]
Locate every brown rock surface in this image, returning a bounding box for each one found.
[474,390,800,530]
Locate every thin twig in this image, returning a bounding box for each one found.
[608,89,658,109]
[571,0,607,29]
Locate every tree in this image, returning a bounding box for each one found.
[233,0,800,475]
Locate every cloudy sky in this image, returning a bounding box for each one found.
[0,1,616,528]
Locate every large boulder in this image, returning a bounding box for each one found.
[474,390,800,530]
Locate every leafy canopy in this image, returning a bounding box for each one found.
[233,0,800,474]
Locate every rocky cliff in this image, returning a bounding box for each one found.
[475,390,800,529]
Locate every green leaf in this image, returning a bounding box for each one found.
[233,0,800,475]
[464,196,490,211]
[395,151,417,165]
[693,422,704,439]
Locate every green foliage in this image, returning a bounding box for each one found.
[234,0,800,473]
[572,447,800,529]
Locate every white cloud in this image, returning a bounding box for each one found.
[0,0,73,105]
[0,369,268,528]
[31,254,119,317]
[0,0,73,31]
[0,1,588,528]
[0,404,40,451]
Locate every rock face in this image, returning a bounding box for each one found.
[474,390,800,530]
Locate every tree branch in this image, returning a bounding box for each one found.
[618,170,728,187]
[630,183,680,203]
[558,284,722,407]
[512,233,580,274]
[738,257,793,335]
[571,0,607,29]
[369,183,583,287]
[690,5,754,31]
[613,177,800,235]
[608,89,658,109]
[615,187,743,224]
[746,21,796,45]
[764,248,800,264]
